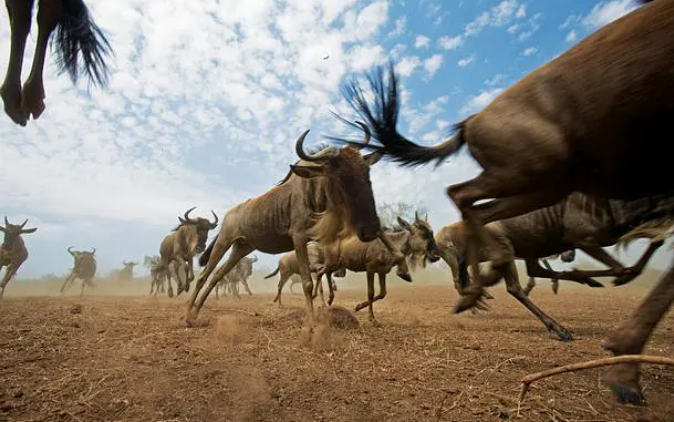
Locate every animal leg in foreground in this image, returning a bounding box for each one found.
[601,261,674,405]
[518,355,674,405]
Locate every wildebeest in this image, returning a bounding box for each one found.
[523,250,576,296]
[159,206,218,298]
[60,246,97,295]
[187,126,406,327]
[1,0,112,126]
[214,255,258,299]
[316,213,441,324]
[112,260,138,283]
[441,192,674,341]
[148,257,168,297]
[336,0,674,404]
[264,242,345,307]
[0,217,37,299]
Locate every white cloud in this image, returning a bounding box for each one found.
[485,73,506,86]
[459,88,504,115]
[458,54,476,68]
[390,16,407,37]
[424,54,443,77]
[415,35,431,48]
[464,0,527,38]
[507,24,519,34]
[522,46,538,56]
[396,56,421,77]
[438,35,463,50]
[347,44,386,70]
[566,29,578,43]
[583,0,638,29]
[516,13,542,41]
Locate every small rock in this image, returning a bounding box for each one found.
[70,304,83,314]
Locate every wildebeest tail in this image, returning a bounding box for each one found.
[331,61,467,168]
[199,235,218,267]
[263,266,280,279]
[53,0,113,88]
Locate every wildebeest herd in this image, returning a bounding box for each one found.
[2,0,674,411]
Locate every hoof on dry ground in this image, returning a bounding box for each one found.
[280,307,359,330]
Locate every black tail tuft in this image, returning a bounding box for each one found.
[199,235,218,267]
[52,0,113,88]
[328,61,466,168]
[263,266,280,279]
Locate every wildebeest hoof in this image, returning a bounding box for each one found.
[167,289,175,299]
[604,365,646,406]
[453,289,489,314]
[583,278,604,288]
[0,82,27,126]
[554,327,573,342]
[20,79,46,121]
[613,271,638,287]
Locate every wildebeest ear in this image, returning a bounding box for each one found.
[21,227,37,234]
[290,164,327,179]
[397,216,412,230]
[363,151,383,166]
[0,225,5,232]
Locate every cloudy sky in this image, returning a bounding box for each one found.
[1,0,663,278]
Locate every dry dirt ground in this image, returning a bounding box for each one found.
[1,272,674,422]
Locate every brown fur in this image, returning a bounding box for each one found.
[316,215,440,323]
[61,247,97,296]
[159,207,218,299]
[186,128,396,327]
[0,217,37,298]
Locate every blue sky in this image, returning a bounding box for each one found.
[1,0,663,278]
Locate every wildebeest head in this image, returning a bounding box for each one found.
[175,206,219,253]
[290,124,383,243]
[0,217,37,246]
[122,261,138,270]
[68,246,96,259]
[397,212,440,268]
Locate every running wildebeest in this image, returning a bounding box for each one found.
[214,255,258,299]
[112,260,138,283]
[159,206,218,298]
[316,213,441,324]
[61,246,97,295]
[1,0,112,126]
[0,217,37,299]
[523,251,576,296]
[336,0,674,404]
[438,192,674,341]
[149,257,168,297]
[188,126,407,327]
[264,242,345,307]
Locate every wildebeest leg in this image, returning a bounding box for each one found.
[379,232,411,282]
[292,236,316,327]
[326,273,336,306]
[601,262,674,405]
[165,261,176,298]
[525,259,604,289]
[542,259,560,294]
[523,275,537,297]
[60,272,75,293]
[353,271,379,325]
[174,257,189,296]
[272,271,293,307]
[241,277,253,295]
[21,0,61,121]
[557,242,663,285]
[192,241,255,317]
[502,262,573,341]
[0,264,18,299]
[312,273,327,307]
[439,248,462,295]
[0,0,34,126]
[355,272,388,323]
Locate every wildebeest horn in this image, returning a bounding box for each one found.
[295,130,319,162]
[209,210,219,228]
[19,219,28,228]
[67,246,75,256]
[353,121,371,150]
[3,216,8,226]
[90,247,96,254]
[183,206,197,223]
[415,210,420,221]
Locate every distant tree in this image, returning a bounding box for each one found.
[377,201,429,230]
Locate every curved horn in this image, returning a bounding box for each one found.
[209,210,219,228]
[67,246,75,256]
[183,206,197,223]
[4,216,8,226]
[415,210,420,221]
[20,219,28,228]
[354,121,371,150]
[90,247,96,254]
[295,129,323,162]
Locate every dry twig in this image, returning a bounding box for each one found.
[518,354,674,404]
